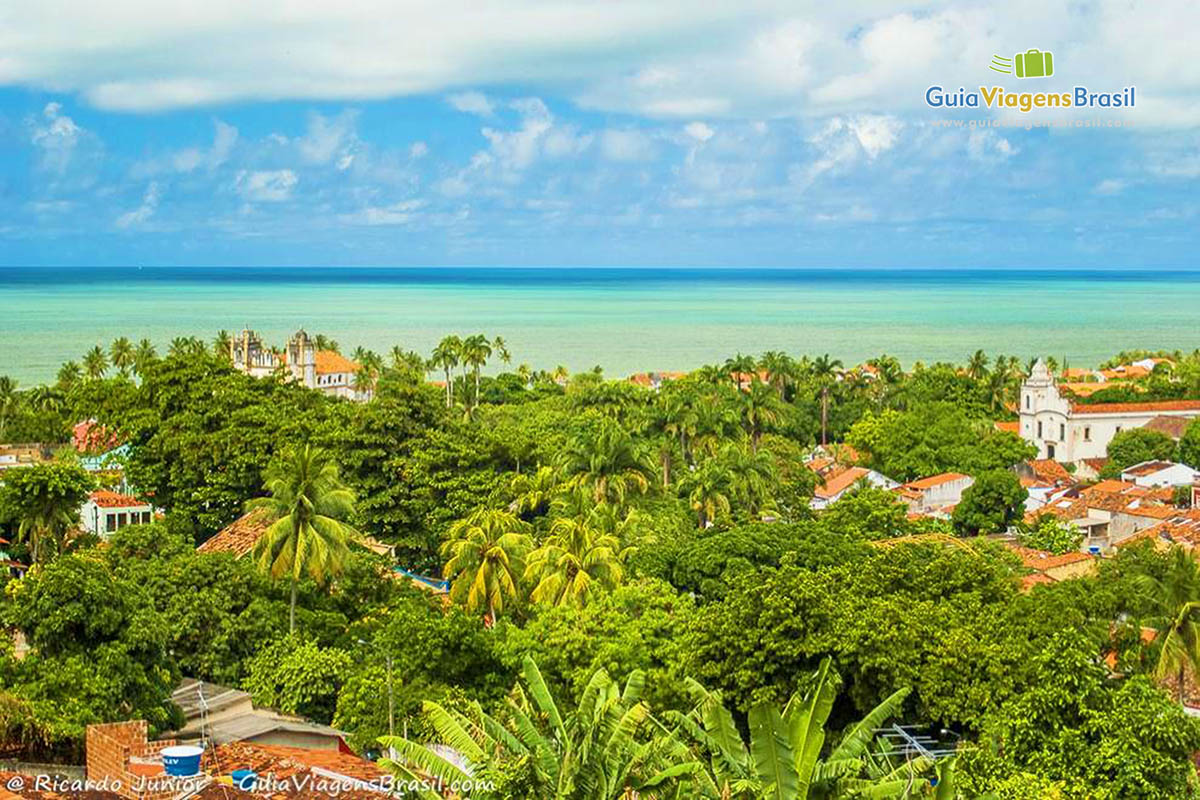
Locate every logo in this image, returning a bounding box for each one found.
[990,49,1054,79]
[924,45,1134,113]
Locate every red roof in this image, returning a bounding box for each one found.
[1070,399,1200,415]
[815,467,871,499]
[315,350,360,376]
[904,472,969,490]
[89,490,146,508]
[994,420,1019,434]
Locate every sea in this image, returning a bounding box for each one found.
[1,266,1199,385]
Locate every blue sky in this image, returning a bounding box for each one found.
[1,1,1197,267]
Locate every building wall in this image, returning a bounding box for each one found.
[80,502,154,538]
[917,476,974,510]
[1124,463,1200,488]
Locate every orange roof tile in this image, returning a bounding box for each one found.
[1070,399,1200,415]
[198,508,273,556]
[1007,544,1095,571]
[904,472,969,490]
[815,467,870,499]
[90,490,147,508]
[1027,459,1074,485]
[314,349,360,376]
[994,420,1020,434]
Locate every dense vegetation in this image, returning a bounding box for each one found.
[2,338,1200,797]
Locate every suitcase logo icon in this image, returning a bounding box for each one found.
[989,49,1054,78]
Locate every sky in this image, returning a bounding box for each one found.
[1,1,1198,268]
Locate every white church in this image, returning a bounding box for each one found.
[229,329,370,401]
[1019,359,1200,462]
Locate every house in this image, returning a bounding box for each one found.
[170,679,351,751]
[1006,544,1098,591]
[895,472,974,515]
[81,720,387,800]
[810,466,898,510]
[1120,460,1200,489]
[80,491,155,539]
[0,444,54,472]
[73,419,121,453]
[230,329,370,401]
[1018,359,1200,462]
[200,509,394,559]
[1144,414,1194,441]
[627,371,685,390]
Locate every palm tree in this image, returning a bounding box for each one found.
[679,461,732,529]
[461,334,492,408]
[110,337,135,376]
[508,465,559,515]
[721,443,778,520]
[742,378,784,452]
[212,330,232,360]
[492,335,511,366]
[691,396,740,459]
[674,659,927,799]
[516,363,533,388]
[758,351,797,399]
[724,352,758,389]
[430,335,462,408]
[1135,546,1200,703]
[314,334,340,353]
[82,346,108,380]
[381,657,696,799]
[525,500,634,608]
[0,377,17,441]
[168,336,205,357]
[441,508,532,622]
[965,349,990,381]
[552,364,569,384]
[246,445,362,634]
[27,385,63,417]
[56,360,83,390]
[812,354,843,447]
[133,339,158,376]
[557,421,655,507]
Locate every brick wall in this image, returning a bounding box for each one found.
[85,721,181,800]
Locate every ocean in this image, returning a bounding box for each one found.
[2,266,1199,385]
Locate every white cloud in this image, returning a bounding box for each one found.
[599,128,656,161]
[169,119,239,172]
[409,141,429,159]
[116,181,161,228]
[340,199,425,225]
[29,102,85,174]
[1093,178,1125,195]
[966,130,1016,162]
[447,91,495,115]
[684,121,714,142]
[297,110,359,165]
[235,169,298,202]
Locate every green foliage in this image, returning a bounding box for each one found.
[848,403,1035,482]
[960,632,1200,799]
[1100,426,1177,478]
[952,470,1028,535]
[821,485,912,540]
[243,635,352,723]
[0,554,180,758]
[1017,514,1083,555]
[1177,417,1200,469]
[0,461,96,562]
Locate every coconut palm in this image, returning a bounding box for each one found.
[461,333,493,408]
[966,349,990,381]
[441,508,532,621]
[507,465,559,515]
[82,346,109,380]
[691,396,741,459]
[212,330,232,360]
[380,656,697,800]
[525,499,634,608]
[721,443,778,519]
[133,339,158,375]
[557,420,656,507]
[741,378,784,452]
[1135,546,1200,703]
[673,659,927,799]
[812,354,843,447]
[492,335,511,366]
[758,350,797,399]
[168,336,205,357]
[679,460,732,529]
[0,377,17,441]
[430,335,462,407]
[314,334,340,353]
[55,361,82,390]
[110,337,135,376]
[724,352,758,389]
[246,445,362,634]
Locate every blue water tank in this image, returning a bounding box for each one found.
[161,745,204,777]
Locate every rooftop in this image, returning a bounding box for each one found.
[1144,415,1193,439]
[314,350,360,376]
[903,472,969,490]
[88,490,147,509]
[814,466,871,499]
[1069,399,1200,416]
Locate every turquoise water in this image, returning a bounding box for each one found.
[2,267,1199,385]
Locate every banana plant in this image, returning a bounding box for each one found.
[669,658,934,799]
[379,655,701,799]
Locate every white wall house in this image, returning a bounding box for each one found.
[896,472,975,514]
[1121,460,1200,488]
[811,467,899,510]
[80,491,155,539]
[1019,360,1200,463]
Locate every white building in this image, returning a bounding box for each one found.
[80,490,155,539]
[1019,359,1200,463]
[895,472,974,515]
[230,329,370,401]
[1121,460,1200,488]
[810,466,899,510]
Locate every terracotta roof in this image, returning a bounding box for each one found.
[1027,459,1074,485]
[1144,415,1193,439]
[315,350,360,376]
[1118,513,1200,549]
[1057,381,1112,397]
[199,508,273,556]
[904,472,970,490]
[1007,544,1095,571]
[1069,399,1200,415]
[200,509,392,559]
[815,466,870,499]
[993,420,1019,434]
[1122,460,1179,477]
[1021,572,1057,590]
[89,490,147,508]
[208,741,387,786]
